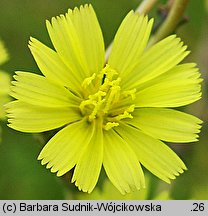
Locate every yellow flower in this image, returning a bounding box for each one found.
[0,40,10,120]
[6,5,202,194]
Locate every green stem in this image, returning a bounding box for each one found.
[150,0,189,44]
[136,0,158,14]
[105,0,158,62]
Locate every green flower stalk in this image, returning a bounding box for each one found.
[6,5,202,194]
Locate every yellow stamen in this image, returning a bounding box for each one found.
[122,88,136,100]
[82,73,96,89]
[103,122,119,130]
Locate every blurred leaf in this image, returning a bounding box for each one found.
[0,122,64,199]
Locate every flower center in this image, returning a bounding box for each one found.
[79,64,136,130]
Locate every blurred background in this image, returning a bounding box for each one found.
[0,0,207,199]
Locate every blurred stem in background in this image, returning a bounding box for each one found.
[150,0,189,44]
[136,0,158,14]
[105,0,189,61]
